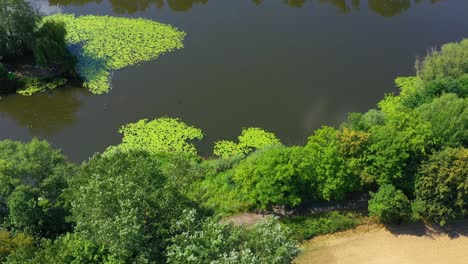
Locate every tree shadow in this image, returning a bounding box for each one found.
[385,219,468,239]
[68,43,111,93]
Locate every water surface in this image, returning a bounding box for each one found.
[2,0,468,161]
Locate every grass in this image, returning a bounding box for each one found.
[45,14,186,94]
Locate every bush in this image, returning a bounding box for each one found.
[281,211,361,241]
[368,184,411,224]
[414,147,468,226]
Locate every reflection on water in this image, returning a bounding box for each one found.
[48,0,209,12]
[281,0,442,16]
[26,0,62,15]
[47,0,442,15]
[0,87,88,137]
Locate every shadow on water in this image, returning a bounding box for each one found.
[385,219,468,239]
[0,85,89,137]
[45,0,443,15]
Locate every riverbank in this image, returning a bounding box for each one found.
[295,220,468,264]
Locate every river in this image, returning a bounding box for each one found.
[1,0,467,161]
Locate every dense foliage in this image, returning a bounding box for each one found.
[414,147,468,226]
[0,139,75,237]
[67,151,196,262]
[33,20,76,71]
[0,0,75,95]
[46,14,186,94]
[0,0,40,59]
[167,210,300,264]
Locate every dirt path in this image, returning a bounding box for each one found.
[295,220,468,264]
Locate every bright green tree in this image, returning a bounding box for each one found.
[365,111,433,193]
[232,146,313,210]
[305,126,361,201]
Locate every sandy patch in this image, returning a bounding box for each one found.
[295,220,468,264]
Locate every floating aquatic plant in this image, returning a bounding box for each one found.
[46,14,186,94]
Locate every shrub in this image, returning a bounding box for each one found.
[414,147,468,226]
[368,184,411,224]
[281,211,361,241]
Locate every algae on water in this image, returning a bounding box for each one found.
[46,14,186,94]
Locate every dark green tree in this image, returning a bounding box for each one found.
[0,139,75,238]
[414,147,468,226]
[33,20,76,72]
[0,0,40,58]
[67,150,196,262]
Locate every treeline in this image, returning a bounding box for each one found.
[0,39,466,263]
